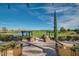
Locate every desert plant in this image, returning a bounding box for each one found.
[72,36,79,41]
[58,36,66,41]
[66,36,72,41]
[0,41,17,50]
[70,44,79,52]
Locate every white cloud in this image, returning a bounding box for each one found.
[59,15,79,29]
[28,4,79,29]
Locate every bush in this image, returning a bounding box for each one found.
[0,35,12,41]
[66,36,72,41]
[60,27,66,32]
[14,36,22,41]
[71,44,79,51]
[72,36,79,41]
[0,41,16,50]
[58,36,66,41]
[0,35,22,41]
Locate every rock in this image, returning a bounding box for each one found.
[43,35,51,43]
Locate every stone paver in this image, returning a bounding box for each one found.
[22,46,46,56]
[22,41,57,56]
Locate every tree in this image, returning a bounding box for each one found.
[74,29,79,34]
[2,27,8,33]
[67,28,71,31]
[60,27,66,32]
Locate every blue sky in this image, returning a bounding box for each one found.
[0,3,79,30]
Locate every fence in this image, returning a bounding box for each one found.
[57,42,79,56]
[0,44,22,56]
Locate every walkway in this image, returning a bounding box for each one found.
[21,41,57,56]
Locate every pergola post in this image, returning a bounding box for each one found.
[28,31,31,38]
[30,31,33,37]
[21,31,24,37]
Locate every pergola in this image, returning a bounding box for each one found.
[21,31,33,37]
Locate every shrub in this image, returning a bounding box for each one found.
[0,35,22,41]
[0,35,12,41]
[72,36,79,41]
[66,36,72,41]
[15,36,22,41]
[71,44,79,51]
[58,36,66,41]
[0,41,16,50]
[60,27,66,32]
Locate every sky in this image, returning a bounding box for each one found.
[0,3,79,30]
